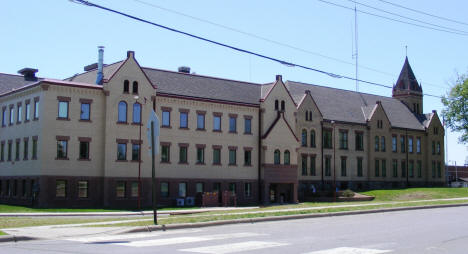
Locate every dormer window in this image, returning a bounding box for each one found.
[132,81,138,94]
[123,80,129,93]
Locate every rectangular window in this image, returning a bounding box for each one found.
[57,140,67,159]
[22,179,26,197]
[25,102,30,121]
[80,103,90,120]
[197,113,205,130]
[131,182,139,197]
[400,136,406,153]
[323,130,332,149]
[382,159,386,177]
[229,116,237,133]
[244,118,252,134]
[431,141,435,155]
[162,110,170,127]
[78,181,88,198]
[196,147,205,164]
[408,137,413,153]
[417,160,422,178]
[381,136,385,152]
[58,101,69,119]
[339,131,348,149]
[178,182,187,197]
[213,148,221,165]
[161,144,170,163]
[1,108,6,126]
[160,182,169,197]
[0,142,4,161]
[117,143,126,160]
[23,139,28,160]
[437,142,441,155]
[355,132,364,151]
[116,181,126,198]
[392,136,397,152]
[8,142,12,161]
[310,156,316,176]
[9,107,14,124]
[401,161,407,177]
[196,182,204,193]
[229,148,236,165]
[79,141,89,160]
[132,144,140,161]
[409,161,414,177]
[55,180,66,198]
[213,115,222,131]
[17,104,22,123]
[357,157,363,177]
[393,160,398,177]
[179,146,188,163]
[301,155,308,176]
[244,183,251,197]
[341,157,347,176]
[15,140,20,160]
[229,183,236,194]
[244,150,251,166]
[432,161,436,178]
[13,180,17,196]
[375,159,380,177]
[179,112,188,128]
[325,157,331,176]
[34,100,39,119]
[374,136,379,152]
[32,139,37,159]
[437,162,442,178]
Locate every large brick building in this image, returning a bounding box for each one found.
[0,50,445,208]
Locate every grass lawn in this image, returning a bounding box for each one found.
[360,188,468,201]
[0,216,137,229]
[0,204,199,213]
[0,230,7,235]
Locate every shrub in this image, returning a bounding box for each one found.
[342,189,355,198]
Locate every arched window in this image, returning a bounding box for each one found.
[118,101,127,123]
[284,150,290,165]
[301,129,307,147]
[132,103,141,123]
[132,81,138,94]
[305,111,309,121]
[123,80,129,93]
[310,130,316,147]
[274,149,281,165]
[281,100,285,111]
[274,100,279,111]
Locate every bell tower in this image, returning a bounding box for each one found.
[392,57,423,114]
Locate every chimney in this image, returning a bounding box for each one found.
[178,66,190,73]
[96,46,104,85]
[276,75,282,81]
[17,68,38,81]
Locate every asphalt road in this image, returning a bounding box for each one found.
[1,206,468,254]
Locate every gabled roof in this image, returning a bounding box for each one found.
[286,81,425,130]
[66,61,124,84]
[393,57,422,93]
[262,112,299,142]
[0,73,42,96]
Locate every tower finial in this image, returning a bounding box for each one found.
[405,45,408,58]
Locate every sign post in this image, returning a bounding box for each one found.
[147,110,159,225]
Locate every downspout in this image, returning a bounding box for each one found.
[320,121,324,188]
[406,128,409,187]
[258,107,263,204]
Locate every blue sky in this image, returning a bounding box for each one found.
[1,0,467,165]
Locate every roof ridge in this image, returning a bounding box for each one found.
[64,60,124,81]
[141,66,263,87]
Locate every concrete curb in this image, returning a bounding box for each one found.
[0,235,38,243]
[121,202,468,234]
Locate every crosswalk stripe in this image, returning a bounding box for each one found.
[116,232,264,247]
[179,241,289,254]
[304,247,392,254]
[66,229,202,243]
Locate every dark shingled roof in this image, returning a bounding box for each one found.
[66,61,124,84]
[286,81,425,130]
[141,67,262,105]
[0,73,41,96]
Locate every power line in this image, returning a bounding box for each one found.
[346,0,468,35]
[376,0,468,27]
[316,0,468,37]
[69,0,444,99]
[131,0,446,89]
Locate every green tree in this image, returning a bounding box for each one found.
[442,73,468,144]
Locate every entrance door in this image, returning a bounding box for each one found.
[269,184,277,203]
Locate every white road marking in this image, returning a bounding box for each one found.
[116,232,264,247]
[305,247,392,254]
[66,229,202,243]
[179,241,289,254]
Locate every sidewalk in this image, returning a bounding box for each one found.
[2,197,468,243]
